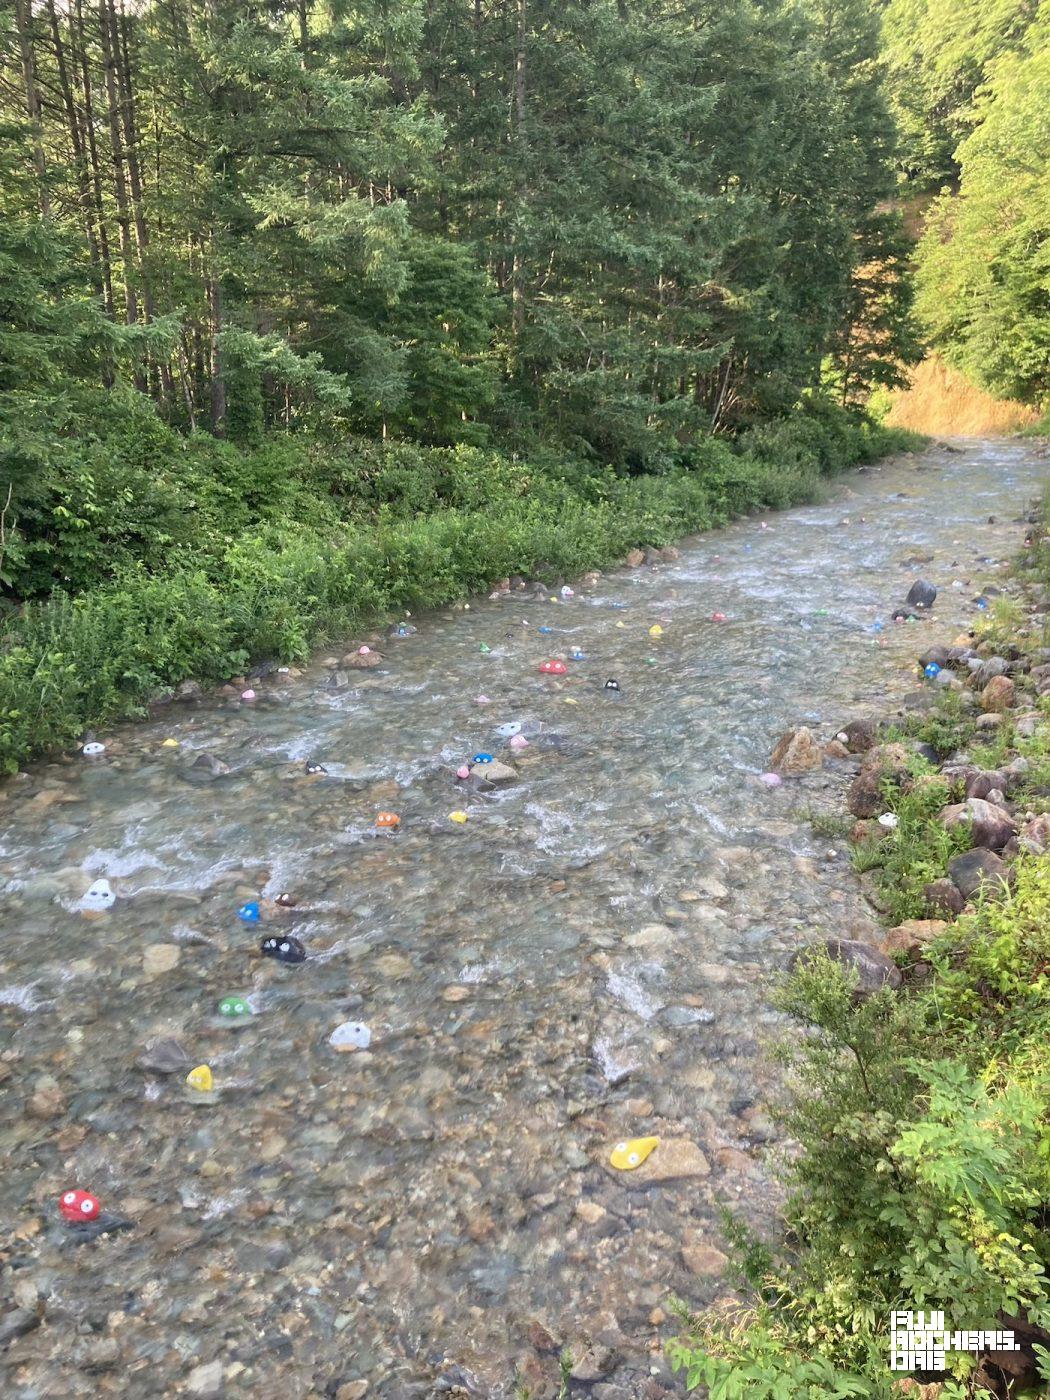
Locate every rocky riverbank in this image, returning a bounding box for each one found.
[671,474,1050,1397]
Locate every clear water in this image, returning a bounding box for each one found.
[0,440,1044,1397]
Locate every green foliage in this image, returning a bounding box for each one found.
[913,9,1050,406]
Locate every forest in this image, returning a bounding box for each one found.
[1,0,953,763]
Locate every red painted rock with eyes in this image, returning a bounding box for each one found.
[59,1189,100,1223]
[539,660,567,676]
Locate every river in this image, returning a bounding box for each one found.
[0,438,1045,1398]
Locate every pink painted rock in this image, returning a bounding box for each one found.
[508,734,529,750]
[240,689,256,702]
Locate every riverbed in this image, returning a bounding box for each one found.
[0,439,1045,1398]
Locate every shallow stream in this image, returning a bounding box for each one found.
[1,439,1045,1398]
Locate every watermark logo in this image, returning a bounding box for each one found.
[890,1311,1019,1372]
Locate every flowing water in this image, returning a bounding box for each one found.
[0,440,1045,1399]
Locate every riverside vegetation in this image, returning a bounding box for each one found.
[670,499,1050,1396]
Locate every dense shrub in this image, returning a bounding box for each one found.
[0,404,919,771]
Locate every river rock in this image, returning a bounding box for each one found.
[186,1360,224,1397]
[602,1137,709,1187]
[143,944,182,978]
[918,646,950,670]
[769,726,823,775]
[939,798,1017,851]
[906,579,937,608]
[923,879,965,917]
[839,717,880,753]
[175,679,204,702]
[965,769,1010,799]
[471,759,517,784]
[980,676,1015,712]
[138,1037,191,1074]
[947,848,1010,900]
[181,752,231,784]
[847,743,911,818]
[975,712,1005,730]
[681,1243,729,1277]
[790,937,902,996]
[972,656,1008,688]
[1018,813,1050,855]
[625,549,645,567]
[881,919,948,957]
[344,651,382,669]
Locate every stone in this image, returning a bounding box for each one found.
[847,743,911,818]
[965,769,1010,800]
[138,1037,191,1074]
[27,1077,65,1119]
[569,1346,613,1382]
[790,937,902,997]
[947,848,1010,900]
[824,740,850,759]
[681,1244,729,1278]
[0,1309,40,1347]
[840,717,879,753]
[660,546,680,562]
[335,1385,369,1400]
[345,651,382,669]
[175,679,204,701]
[881,919,948,957]
[625,549,645,567]
[939,798,1017,851]
[923,879,965,917]
[374,953,413,980]
[142,944,181,978]
[186,1361,224,1397]
[472,759,517,784]
[575,1201,608,1225]
[975,712,1005,730]
[1019,813,1050,855]
[980,675,1015,712]
[601,1137,709,1187]
[769,726,823,775]
[905,579,937,608]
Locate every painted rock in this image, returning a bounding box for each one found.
[81,878,115,912]
[539,660,567,675]
[494,722,522,738]
[375,811,401,829]
[305,761,328,776]
[479,643,491,653]
[186,1065,213,1093]
[924,662,941,679]
[449,810,469,824]
[237,901,261,923]
[261,935,306,964]
[358,645,371,655]
[711,612,728,622]
[759,772,782,787]
[648,625,663,637]
[508,734,529,750]
[59,1190,100,1224]
[877,813,899,829]
[475,695,491,704]
[82,742,106,757]
[241,689,256,701]
[329,1021,371,1052]
[275,892,298,908]
[560,586,574,598]
[604,679,620,692]
[539,626,554,635]
[569,648,586,660]
[471,753,493,765]
[609,1137,660,1171]
[456,765,471,779]
[218,995,251,1018]
[161,738,180,749]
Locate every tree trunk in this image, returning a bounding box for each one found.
[46,0,102,281]
[14,0,51,214]
[510,0,527,337]
[74,0,116,320]
[207,232,227,435]
[97,0,139,327]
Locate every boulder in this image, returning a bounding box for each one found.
[923,879,965,918]
[790,937,902,997]
[947,848,1010,901]
[839,717,880,753]
[965,769,1010,800]
[980,675,1015,712]
[1018,813,1050,855]
[824,739,850,759]
[939,797,1017,851]
[660,546,680,562]
[625,549,645,567]
[906,579,938,608]
[918,645,950,670]
[343,650,382,669]
[769,726,823,776]
[972,656,1008,688]
[847,743,911,818]
[174,679,204,702]
[881,919,948,957]
[975,712,1005,731]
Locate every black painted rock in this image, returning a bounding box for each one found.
[261,934,306,964]
[906,579,938,608]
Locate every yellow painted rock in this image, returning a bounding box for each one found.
[648,624,664,637]
[161,738,180,749]
[186,1065,213,1093]
[610,1136,659,1171]
[449,810,469,824]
